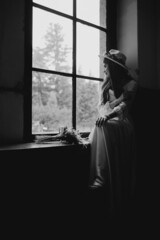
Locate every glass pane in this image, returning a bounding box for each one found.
[32,72,72,134]
[77,0,106,28]
[33,7,72,73]
[77,78,100,132]
[77,23,106,78]
[33,0,73,15]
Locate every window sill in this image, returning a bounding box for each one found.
[0,140,90,152]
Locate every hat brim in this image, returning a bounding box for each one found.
[99,54,128,71]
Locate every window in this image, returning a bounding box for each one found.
[30,0,107,136]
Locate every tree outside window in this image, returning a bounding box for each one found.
[32,0,107,134]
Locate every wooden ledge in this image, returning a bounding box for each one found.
[0,140,90,151]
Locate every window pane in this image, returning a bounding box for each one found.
[32,72,72,134]
[33,7,72,73]
[33,0,73,15]
[77,23,106,78]
[77,0,106,28]
[77,78,100,132]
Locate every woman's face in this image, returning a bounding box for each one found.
[103,60,109,75]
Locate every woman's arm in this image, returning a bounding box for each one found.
[96,101,126,126]
[123,79,138,108]
[96,79,138,126]
[109,92,123,109]
[106,101,126,119]
[107,79,138,119]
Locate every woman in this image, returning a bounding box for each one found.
[89,49,138,217]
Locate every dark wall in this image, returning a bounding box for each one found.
[138,0,160,89]
[117,0,138,70]
[116,0,160,232]
[130,86,160,233]
[0,0,25,144]
[1,144,91,237]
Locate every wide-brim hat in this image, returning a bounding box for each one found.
[99,49,128,71]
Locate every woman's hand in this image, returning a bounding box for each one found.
[96,116,109,127]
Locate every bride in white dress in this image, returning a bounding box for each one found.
[89,49,138,217]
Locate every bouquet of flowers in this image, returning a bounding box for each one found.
[35,127,88,146]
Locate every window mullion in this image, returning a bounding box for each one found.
[72,0,77,129]
[24,0,32,142]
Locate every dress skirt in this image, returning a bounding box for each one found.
[89,117,136,217]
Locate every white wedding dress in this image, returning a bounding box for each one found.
[88,81,137,217]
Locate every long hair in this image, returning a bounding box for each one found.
[100,59,132,104]
[99,71,112,105]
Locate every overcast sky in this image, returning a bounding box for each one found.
[33,0,101,77]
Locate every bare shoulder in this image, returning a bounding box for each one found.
[125,68,139,92]
[124,79,138,92]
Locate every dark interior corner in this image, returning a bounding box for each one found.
[130,86,160,224]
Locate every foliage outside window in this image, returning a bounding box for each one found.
[32,0,107,134]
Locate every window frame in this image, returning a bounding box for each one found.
[24,0,117,142]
